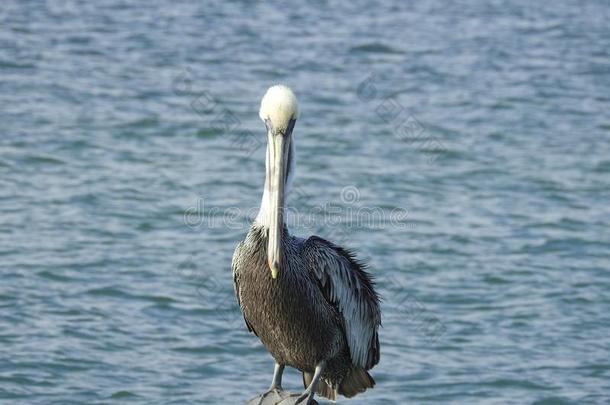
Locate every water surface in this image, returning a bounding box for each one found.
[1,1,609,404]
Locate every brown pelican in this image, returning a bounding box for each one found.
[232,85,381,404]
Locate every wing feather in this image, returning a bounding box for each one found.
[303,236,381,369]
[232,241,258,336]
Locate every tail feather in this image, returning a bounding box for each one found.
[302,372,337,401]
[339,367,375,398]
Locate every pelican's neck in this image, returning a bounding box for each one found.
[255,139,295,228]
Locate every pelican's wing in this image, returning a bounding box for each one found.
[302,236,381,370]
[232,241,257,336]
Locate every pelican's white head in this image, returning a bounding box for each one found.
[259,85,299,133]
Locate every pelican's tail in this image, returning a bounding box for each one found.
[302,372,338,401]
[338,367,375,398]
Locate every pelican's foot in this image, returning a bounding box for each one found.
[256,388,282,405]
[245,390,318,405]
[294,389,314,405]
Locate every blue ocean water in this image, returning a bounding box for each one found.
[1,1,609,404]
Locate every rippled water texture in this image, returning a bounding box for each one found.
[1,1,610,404]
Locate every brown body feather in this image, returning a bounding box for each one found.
[233,225,381,400]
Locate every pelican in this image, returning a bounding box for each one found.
[232,85,381,404]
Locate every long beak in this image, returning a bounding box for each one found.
[266,130,290,279]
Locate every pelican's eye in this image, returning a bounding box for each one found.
[285,118,296,136]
